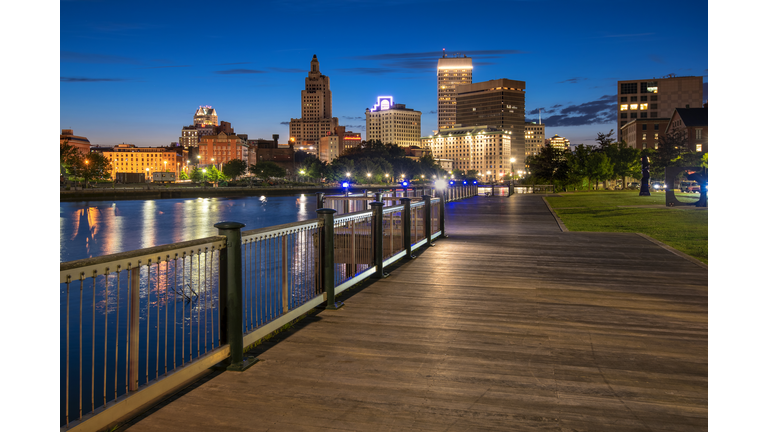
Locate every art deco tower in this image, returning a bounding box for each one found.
[289,55,339,154]
[437,52,472,130]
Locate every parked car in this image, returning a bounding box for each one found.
[651,182,666,191]
[679,181,700,193]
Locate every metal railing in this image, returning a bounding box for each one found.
[59,190,475,431]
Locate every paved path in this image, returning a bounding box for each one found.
[128,194,708,432]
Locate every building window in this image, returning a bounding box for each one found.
[620,97,627,102]
[641,96,647,101]
[620,113,627,119]
[641,112,648,118]
[630,113,637,118]
[630,104,638,110]
[696,144,702,152]
[641,81,658,93]
[650,112,658,118]
[631,96,638,102]
[620,104,629,111]
[650,95,658,101]
[642,124,647,130]
[695,128,703,139]
[621,83,638,94]
[640,103,648,110]
[654,124,659,130]
[654,133,659,140]
[642,133,647,140]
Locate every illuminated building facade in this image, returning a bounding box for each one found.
[524,122,546,158]
[617,75,703,142]
[60,129,91,155]
[198,132,247,168]
[319,126,361,162]
[620,118,671,150]
[365,96,422,147]
[194,106,218,127]
[455,78,525,164]
[437,53,472,130]
[289,55,339,155]
[100,144,186,180]
[421,125,512,182]
[548,134,570,151]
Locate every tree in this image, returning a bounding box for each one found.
[604,142,641,189]
[179,170,189,180]
[77,152,112,186]
[584,151,614,190]
[207,165,222,183]
[190,167,204,183]
[651,129,688,178]
[222,159,248,180]
[249,161,287,179]
[595,129,616,150]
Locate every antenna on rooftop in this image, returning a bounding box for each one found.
[539,108,541,124]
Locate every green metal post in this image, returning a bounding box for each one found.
[439,191,447,238]
[422,195,433,246]
[214,221,258,371]
[316,192,324,209]
[400,198,413,259]
[369,201,387,278]
[317,208,343,310]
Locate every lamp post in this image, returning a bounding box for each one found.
[145,167,150,184]
[509,158,516,194]
[367,172,371,185]
[202,168,207,188]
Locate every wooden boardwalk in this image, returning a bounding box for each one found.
[128,194,708,432]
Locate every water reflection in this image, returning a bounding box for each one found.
[60,194,319,262]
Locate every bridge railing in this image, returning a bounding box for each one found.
[59,191,465,431]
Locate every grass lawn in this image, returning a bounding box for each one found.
[545,191,708,264]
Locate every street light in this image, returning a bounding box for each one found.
[202,168,207,188]
[367,172,371,185]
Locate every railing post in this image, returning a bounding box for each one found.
[374,191,382,202]
[400,198,413,259]
[317,208,343,310]
[214,221,257,371]
[422,195,434,246]
[439,192,447,238]
[316,192,324,209]
[370,201,387,278]
[128,265,140,391]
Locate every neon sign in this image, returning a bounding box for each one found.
[372,96,394,112]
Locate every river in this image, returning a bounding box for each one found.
[60,194,319,263]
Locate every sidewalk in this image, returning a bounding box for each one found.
[127,194,707,431]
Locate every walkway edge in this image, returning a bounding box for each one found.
[634,233,708,269]
[543,196,706,269]
[541,196,568,232]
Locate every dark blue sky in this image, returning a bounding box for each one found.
[60,0,707,147]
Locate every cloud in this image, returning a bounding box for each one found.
[550,104,563,109]
[61,77,129,82]
[215,69,267,74]
[344,49,525,72]
[342,116,365,121]
[217,62,251,66]
[525,94,616,127]
[528,107,547,115]
[428,110,437,114]
[649,55,665,64]
[558,77,587,84]
[280,121,291,125]
[61,50,142,65]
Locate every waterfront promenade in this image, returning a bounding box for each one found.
[126,194,708,431]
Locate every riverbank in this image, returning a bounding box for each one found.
[59,184,393,202]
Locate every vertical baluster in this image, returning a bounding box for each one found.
[244,240,249,332]
[197,251,201,358]
[114,269,120,401]
[146,262,151,385]
[282,234,288,314]
[65,277,70,425]
[164,258,169,375]
[173,256,177,372]
[91,272,96,413]
[79,275,83,420]
[203,248,208,354]
[103,269,109,408]
[156,261,160,379]
[181,255,186,366]
[256,238,261,328]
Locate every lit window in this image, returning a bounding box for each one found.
[696,144,702,152]
[620,104,628,111]
[640,103,648,110]
[630,104,638,110]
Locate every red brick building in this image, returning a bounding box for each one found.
[666,108,708,153]
[198,132,248,168]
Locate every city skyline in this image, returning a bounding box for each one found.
[60,0,707,149]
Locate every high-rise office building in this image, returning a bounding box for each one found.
[548,134,570,151]
[617,75,703,142]
[455,78,526,166]
[194,106,218,127]
[437,52,472,130]
[365,96,422,147]
[289,55,339,155]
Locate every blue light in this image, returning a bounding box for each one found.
[401,181,409,188]
[473,180,477,185]
[342,181,350,188]
[449,180,455,186]
[463,180,467,185]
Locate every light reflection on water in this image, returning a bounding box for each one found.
[60,194,319,263]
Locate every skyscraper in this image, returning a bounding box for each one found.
[455,78,526,166]
[289,55,339,155]
[437,52,472,130]
[616,75,703,142]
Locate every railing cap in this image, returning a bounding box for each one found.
[369,201,385,208]
[214,221,245,230]
[316,208,338,215]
